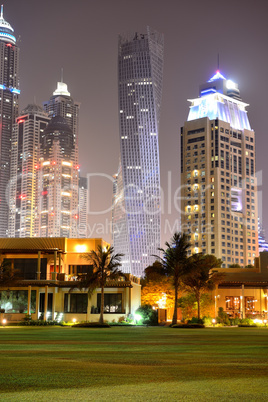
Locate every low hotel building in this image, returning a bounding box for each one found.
[0,237,141,323]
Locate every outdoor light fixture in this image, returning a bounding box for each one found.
[134,314,142,324]
[72,318,76,323]
[2,318,7,327]
[212,318,216,327]
[75,244,87,253]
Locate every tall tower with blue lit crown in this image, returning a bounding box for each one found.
[0,5,20,237]
[180,71,258,267]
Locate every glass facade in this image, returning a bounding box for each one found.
[112,27,164,277]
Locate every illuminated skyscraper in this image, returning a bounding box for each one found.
[112,28,164,277]
[43,81,80,145]
[37,116,79,237]
[78,176,88,238]
[180,71,258,267]
[8,104,50,237]
[41,81,82,237]
[0,6,20,237]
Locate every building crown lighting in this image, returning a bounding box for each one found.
[53,82,71,97]
[0,5,16,44]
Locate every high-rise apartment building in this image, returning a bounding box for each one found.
[0,6,20,237]
[43,81,80,145]
[8,104,50,237]
[37,116,79,237]
[180,71,258,267]
[112,28,164,277]
[41,81,83,238]
[78,176,88,238]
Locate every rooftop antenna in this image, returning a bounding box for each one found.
[33,95,36,105]
[61,67,63,83]
[217,53,220,71]
[1,5,3,19]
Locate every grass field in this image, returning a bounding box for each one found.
[0,326,268,401]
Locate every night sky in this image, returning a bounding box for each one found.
[3,0,268,245]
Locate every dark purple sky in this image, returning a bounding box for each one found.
[4,0,268,245]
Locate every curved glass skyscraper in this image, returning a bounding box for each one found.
[112,27,164,277]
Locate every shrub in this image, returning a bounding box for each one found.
[109,322,135,326]
[19,319,59,326]
[217,307,230,326]
[229,318,240,326]
[171,323,205,328]
[135,305,158,325]
[187,317,204,325]
[72,322,110,328]
[202,316,213,327]
[23,314,32,322]
[238,318,256,327]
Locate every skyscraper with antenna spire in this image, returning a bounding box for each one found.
[180,70,258,267]
[43,76,80,145]
[0,5,20,237]
[40,78,84,237]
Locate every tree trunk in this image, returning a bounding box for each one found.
[197,293,200,320]
[99,285,104,324]
[172,285,178,325]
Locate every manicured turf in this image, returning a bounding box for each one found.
[0,326,268,401]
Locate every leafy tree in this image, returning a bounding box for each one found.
[229,264,241,268]
[141,275,175,310]
[245,264,254,268]
[178,293,214,321]
[180,254,223,319]
[143,260,165,282]
[79,246,124,324]
[155,232,191,325]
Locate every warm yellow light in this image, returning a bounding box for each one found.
[157,293,167,309]
[75,244,87,253]
[62,161,72,166]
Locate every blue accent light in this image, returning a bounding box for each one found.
[208,71,226,82]
[10,87,20,94]
[200,88,216,97]
[0,32,16,44]
[0,85,20,94]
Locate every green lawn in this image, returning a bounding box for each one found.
[0,326,268,401]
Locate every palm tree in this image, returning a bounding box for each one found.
[80,245,124,324]
[181,254,223,320]
[156,232,191,325]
